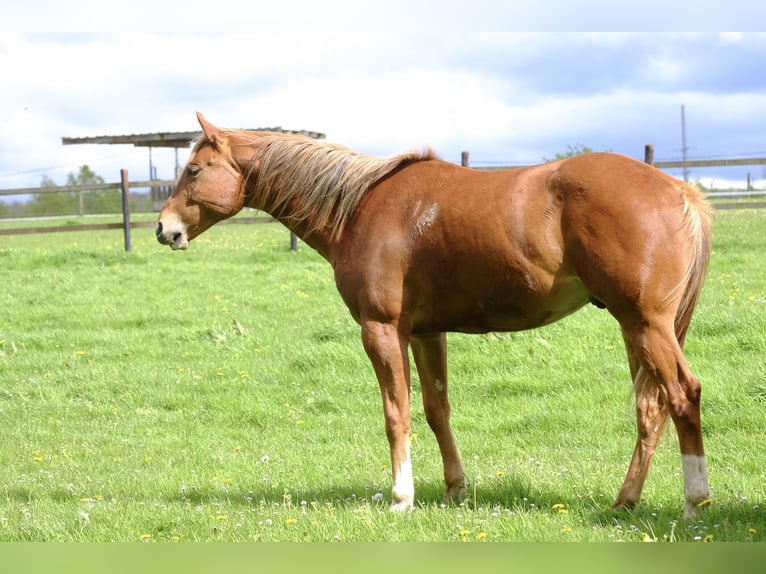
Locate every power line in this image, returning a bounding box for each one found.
[0,150,143,182]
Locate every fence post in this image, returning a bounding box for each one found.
[120,169,131,252]
[461,151,470,167]
[644,144,654,166]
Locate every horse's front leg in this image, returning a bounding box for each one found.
[411,332,466,504]
[361,319,414,511]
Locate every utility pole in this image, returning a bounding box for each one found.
[681,105,689,182]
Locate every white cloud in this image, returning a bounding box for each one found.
[1,31,765,191]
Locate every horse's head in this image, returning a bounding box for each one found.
[156,113,245,250]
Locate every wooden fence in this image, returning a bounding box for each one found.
[0,170,140,251]
[2,148,765,251]
[644,145,766,210]
[0,171,276,251]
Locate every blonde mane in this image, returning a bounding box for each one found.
[225,129,435,238]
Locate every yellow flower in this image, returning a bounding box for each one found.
[286,518,297,525]
[476,532,488,540]
[642,534,655,542]
[748,528,757,535]
[215,514,228,521]
[703,534,714,542]
[233,445,242,453]
[139,534,151,541]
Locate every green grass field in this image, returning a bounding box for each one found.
[0,209,764,542]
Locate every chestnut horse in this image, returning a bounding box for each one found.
[157,113,713,517]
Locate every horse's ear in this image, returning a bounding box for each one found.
[196,112,227,151]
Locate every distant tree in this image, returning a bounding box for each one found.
[66,165,120,214]
[543,144,594,163]
[40,174,57,188]
[26,174,74,216]
[24,166,117,217]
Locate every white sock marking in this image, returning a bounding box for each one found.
[682,454,710,516]
[390,446,414,511]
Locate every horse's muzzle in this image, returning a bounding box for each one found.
[155,221,189,250]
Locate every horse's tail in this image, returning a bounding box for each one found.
[632,182,713,398]
[672,182,714,348]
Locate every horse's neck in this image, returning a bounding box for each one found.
[242,182,335,260]
[231,140,338,259]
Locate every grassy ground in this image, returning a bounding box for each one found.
[0,209,764,542]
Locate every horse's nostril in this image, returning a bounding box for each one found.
[172,233,182,243]
[155,222,163,238]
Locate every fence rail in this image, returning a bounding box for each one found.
[0,178,175,197]
[653,158,766,168]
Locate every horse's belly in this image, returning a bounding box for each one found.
[410,279,591,335]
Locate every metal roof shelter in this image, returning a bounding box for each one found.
[62,127,326,180]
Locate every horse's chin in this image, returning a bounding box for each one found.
[170,236,190,250]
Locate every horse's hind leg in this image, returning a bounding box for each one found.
[620,320,710,518]
[410,332,467,503]
[613,329,669,510]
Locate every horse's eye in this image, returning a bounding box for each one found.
[187,165,202,177]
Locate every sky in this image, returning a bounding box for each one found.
[2,4,766,196]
